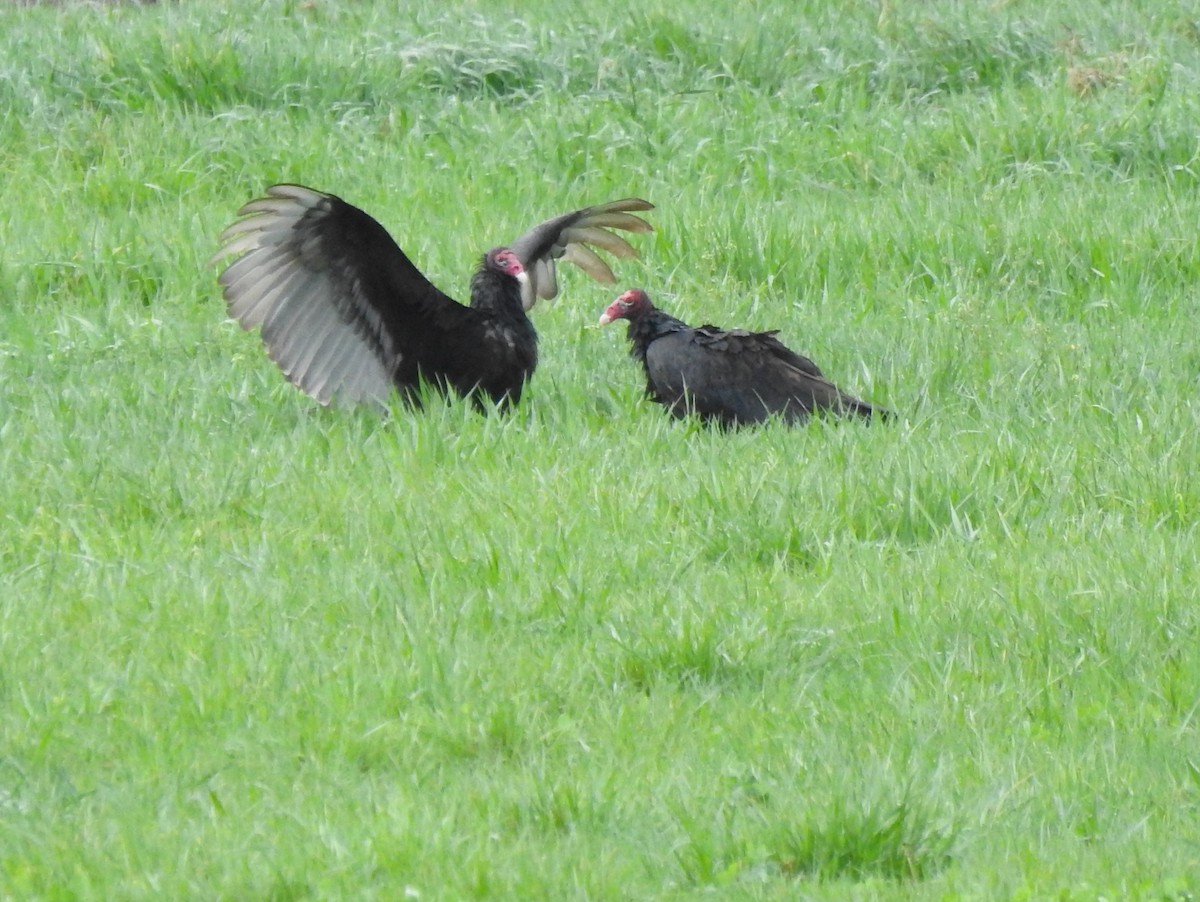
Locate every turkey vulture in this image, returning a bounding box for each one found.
[210,184,654,408]
[599,289,890,427]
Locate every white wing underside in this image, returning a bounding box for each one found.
[212,186,395,406]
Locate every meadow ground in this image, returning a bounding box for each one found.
[1,0,1199,898]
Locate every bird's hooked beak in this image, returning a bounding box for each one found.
[598,298,623,327]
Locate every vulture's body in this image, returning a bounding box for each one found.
[211,184,653,408]
[601,290,889,427]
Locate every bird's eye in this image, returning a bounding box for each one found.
[619,300,632,309]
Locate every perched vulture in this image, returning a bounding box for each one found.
[599,289,890,427]
[210,184,654,408]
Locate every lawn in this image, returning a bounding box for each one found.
[2,0,1199,898]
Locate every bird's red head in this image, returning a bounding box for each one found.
[598,288,651,326]
[486,248,526,280]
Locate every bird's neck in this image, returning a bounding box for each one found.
[470,269,527,321]
[627,310,685,358]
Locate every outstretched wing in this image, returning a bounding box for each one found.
[646,327,880,426]
[507,198,654,310]
[210,184,477,406]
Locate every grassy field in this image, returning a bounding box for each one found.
[2,0,1200,898]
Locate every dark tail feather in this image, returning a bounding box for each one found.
[842,395,892,422]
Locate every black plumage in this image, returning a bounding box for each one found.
[599,289,889,427]
[211,184,653,408]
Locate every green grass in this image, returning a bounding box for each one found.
[3,0,1200,898]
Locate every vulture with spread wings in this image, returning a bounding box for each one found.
[211,184,653,408]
